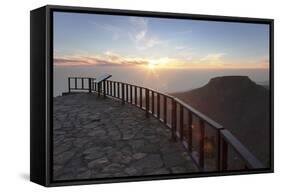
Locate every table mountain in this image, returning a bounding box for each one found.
[172,76,270,166]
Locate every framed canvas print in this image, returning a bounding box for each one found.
[30,5,274,187]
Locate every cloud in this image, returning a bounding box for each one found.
[196,53,226,67]
[175,46,185,50]
[91,21,121,40]
[258,58,270,67]
[200,53,225,62]
[128,17,161,50]
[54,52,149,67]
[54,51,268,70]
[54,58,85,64]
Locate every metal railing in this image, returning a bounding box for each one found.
[68,77,95,93]
[67,77,265,171]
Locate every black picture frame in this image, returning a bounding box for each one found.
[30,5,274,187]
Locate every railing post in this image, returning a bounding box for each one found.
[106,80,109,95]
[140,88,142,108]
[145,88,149,118]
[98,83,101,97]
[179,105,184,141]
[171,99,177,142]
[164,96,167,124]
[68,77,71,93]
[217,129,221,171]
[113,82,116,97]
[109,81,112,96]
[221,138,228,170]
[130,85,132,103]
[126,84,128,102]
[98,82,101,96]
[152,91,154,115]
[157,94,160,118]
[81,78,84,90]
[88,78,92,93]
[122,83,125,104]
[75,77,77,89]
[199,119,205,169]
[117,82,120,98]
[188,111,193,153]
[103,80,106,98]
[174,103,177,128]
[134,86,137,105]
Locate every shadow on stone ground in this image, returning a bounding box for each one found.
[53,93,198,180]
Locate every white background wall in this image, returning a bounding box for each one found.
[0,0,279,191]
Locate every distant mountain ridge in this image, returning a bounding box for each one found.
[171,76,270,166]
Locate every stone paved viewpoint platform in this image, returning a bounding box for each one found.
[53,93,198,180]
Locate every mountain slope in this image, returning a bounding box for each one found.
[172,76,270,166]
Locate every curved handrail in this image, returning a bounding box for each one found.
[220,129,264,169]
[173,97,223,129]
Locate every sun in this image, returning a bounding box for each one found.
[147,60,158,70]
[148,63,156,69]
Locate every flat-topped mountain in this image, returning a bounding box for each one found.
[172,76,270,166]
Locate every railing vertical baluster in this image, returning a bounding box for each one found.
[188,111,193,153]
[171,99,177,141]
[157,94,160,118]
[152,91,154,115]
[75,77,77,89]
[135,87,137,105]
[113,82,116,97]
[106,81,108,94]
[97,83,100,96]
[103,81,106,98]
[110,82,113,96]
[140,88,142,108]
[145,89,149,118]
[111,81,113,96]
[174,103,177,129]
[217,130,221,171]
[68,77,71,93]
[110,81,112,96]
[115,82,117,97]
[222,138,228,170]
[180,105,184,141]
[164,96,167,124]
[126,84,128,102]
[117,82,120,98]
[81,78,84,89]
[106,80,109,95]
[130,85,132,103]
[122,83,125,104]
[88,78,92,93]
[199,119,205,169]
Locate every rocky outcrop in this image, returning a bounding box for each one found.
[172,76,270,166]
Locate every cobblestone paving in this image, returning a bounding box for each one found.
[53,93,198,180]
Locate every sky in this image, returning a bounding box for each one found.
[53,11,270,69]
